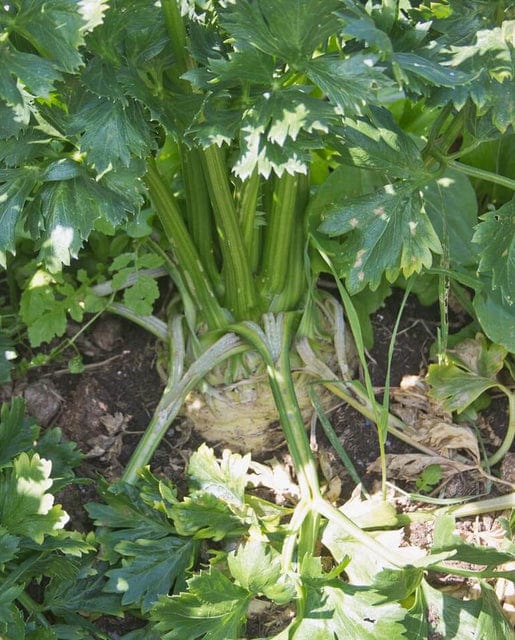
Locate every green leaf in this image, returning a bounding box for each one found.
[476,582,515,640]
[415,464,443,493]
[122,274,160,317]
[422,170,478,267]
[372,566,423,602]
[407,580,515,640]
[0,526,20,564]
[393,52,471,88]
[187,444,250,505]
[473,286,515,353]
[427,362,500,413]
[473,197,515,304]
[0,398,39,468]
[284,557,407,639]
[104,536,198,612]
[221,0,341,63]
[32,171,142,270]
[35,427,83,481]
[0,43,61,105]
[318,181,442,292]
[0,170,39,262]
[43,561,123,619]
[151,569,250,640]
[227,540,296,604]
[335,108,424,178]
[4,0,87,74]
[432,515,515,566]
[86,480,176,560]
[305,53,388,115]
[170,492,250,541]
[340,13,392,54]
[68,95,154,174]
[0,452,69,543]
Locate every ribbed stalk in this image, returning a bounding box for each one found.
[260,172,299,296]
[181,146,223,295]
[122,329,245,484]
[145,158,227,331]
[237,169,261,272]
[202,145,259,320]
[161,0,190,75]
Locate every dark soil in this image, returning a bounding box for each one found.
[2,291,512,637]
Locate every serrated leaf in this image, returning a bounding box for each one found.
[305,53,388,115]
[105,536,197,612]
[43,561,123,618]
[340,13,392,54]
[187,444,250,505]
[0,43,61,105]
[221,0,341,63]
[5,0,86,74]
[283,557,407,640]
[86,481,175,562]
[335,108,424,178]
[122,274,160,316]
[422,170,478,267]
[473,197,515,304]
[32,173,140,270]
[233,88,334,179]
[227,540,296,604]
[0,453,69,543]
[318,181,442,292]
[151,569,250,640]
[68,95,154,174]
[170,492,250,541]
[0,398,39,468]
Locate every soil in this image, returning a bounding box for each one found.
[2,290,513,637]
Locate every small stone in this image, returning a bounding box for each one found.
[24,381,62,426]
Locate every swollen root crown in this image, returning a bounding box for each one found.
[183,297,358,454]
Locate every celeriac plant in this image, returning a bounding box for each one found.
[1,1,514,636]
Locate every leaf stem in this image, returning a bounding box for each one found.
[145,158,228,330]
[260,173,300,296]
[122,331,245,484]
[485,387,515,466]
[202,145,259,320]
[447,159,515,191]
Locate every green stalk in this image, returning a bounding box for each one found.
[161,0,190,75]
[237,169,261,272]
[231,314,405,567]
[202,145,259,320]
[269,220,306,312]
[486,387,515,466]
[446,159,515,191]
[378,282,413,497]
[230,314,320,500]
[145,158,227,331]
[181,146,223,295]
[122,328,245,484]
[260,172,300,296]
